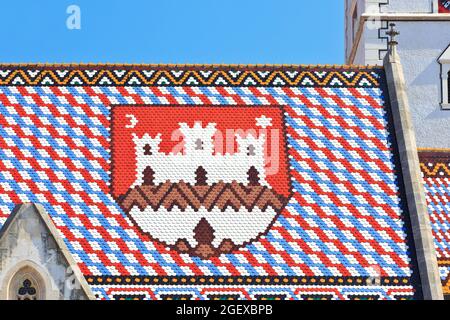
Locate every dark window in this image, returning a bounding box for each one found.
[143,167,155,186]
[17,279,37,300]
[143,144,152,156]
[247,145,256,156]
[195,166,208,186]
[195,139,204,150]
[248,166,260,186]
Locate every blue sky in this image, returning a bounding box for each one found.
[0,0,344,64]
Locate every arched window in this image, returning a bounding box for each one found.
[8,266,45,300]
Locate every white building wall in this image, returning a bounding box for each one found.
[346,0,388,65]
[380,0,434,13]
[394,21,450,148]
[346,0,439,66]
[353,34,366,65]
[345,0,450,148]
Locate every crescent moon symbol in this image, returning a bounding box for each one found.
[125,114,138,129]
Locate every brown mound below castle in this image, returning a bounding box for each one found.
[118,181,289,259]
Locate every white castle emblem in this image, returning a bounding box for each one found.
[118,120,289,259]
[132,122,267,187]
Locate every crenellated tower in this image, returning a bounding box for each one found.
[132,122,268,187]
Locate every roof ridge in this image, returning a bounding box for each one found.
[0,63,381,70]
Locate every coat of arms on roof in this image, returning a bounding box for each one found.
[111,105,293,259]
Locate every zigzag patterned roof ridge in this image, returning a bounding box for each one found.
[0,65,382,87]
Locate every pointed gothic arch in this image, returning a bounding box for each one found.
[7,265,46,300]
[0,260,63,300]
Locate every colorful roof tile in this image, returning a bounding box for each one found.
[0,65,420,300]
[419,150,450,296]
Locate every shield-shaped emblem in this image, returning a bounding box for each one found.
[111,106,292,259]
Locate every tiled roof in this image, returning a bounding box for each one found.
[0,65,419,300]
[419,150,450,296]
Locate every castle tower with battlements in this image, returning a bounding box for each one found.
[132,122,267,187]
